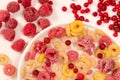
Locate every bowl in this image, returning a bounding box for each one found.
[17,21,120,80]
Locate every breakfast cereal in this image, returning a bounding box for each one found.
[20,20,120,80]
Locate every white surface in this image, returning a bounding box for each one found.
[0,0,120,80]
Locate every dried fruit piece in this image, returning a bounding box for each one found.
[11,39,26,52]
[24,7,39,22]
[38,18,50,29]
[7,1,20,13]
[45,48,58,61]
[23,23,36,36]
[98,58,115,73]
[2,29,15,41]
[112,68,120,80]
[5,18,18,29]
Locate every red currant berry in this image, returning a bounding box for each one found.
[97,53,103,59]
[32,70,39,77]
[68,63,74,69]
[62,6,67,12]
[73,68,78,73]
[44,37,50,44]
[65,40,71,46]
[45,60,51,67]
[99,43,106,50]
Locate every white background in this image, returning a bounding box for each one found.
[0,0,120,80]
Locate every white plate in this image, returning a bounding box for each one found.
[17,21,120,80]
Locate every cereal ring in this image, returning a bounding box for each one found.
[102,50,111,58]
[54,41,62,49]
[0,54,9,65]
[25,76,36,80]
[95,29,106,36]
[79,56,92,68]
[99,36,112,47]
[25,60,35,66]
[66,25,71,36]
[67,50,78,62]
[108,44,120,57]
[3,64,16,76]
[93,70,106,80]
[76,62,89,74]
[84,75,94,80]
[94,48,103,57]
[88,30,98,42]
[62,64,73,77]
[37,53,45,63]
[114,62,120,70]
[62,76,67,80]
[38,71,50,80]
[70,20,84,33]
[20,66,26,78]
[58,51,68,64]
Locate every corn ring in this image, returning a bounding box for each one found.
[0,54,9,65]
[62,64,73,77]
[84,75,94,80]
[25,60,35,66]
[80,56,92,68]
[95,29,106,36]
[37,53,45,63]
[108,43,120,57]
[76,62,89,74]
[66,24,71,36]
[58,51,68,64]
[93,70,106,80]
[102,50,111,58]
[70,20,84,33]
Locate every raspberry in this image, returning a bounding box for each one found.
[38,18,50,29]
[11,39,26,52]
[0,10,10,22]
[21,0,31,8]
[38,0,49,4]
[24,7,39,22]
[38,3,53,16]
[23,23,36,36]
[0,22,2,28]
[2,29,15,41]
[5,18,18,29]
[17,0,22,3]
[7,1,20,13]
